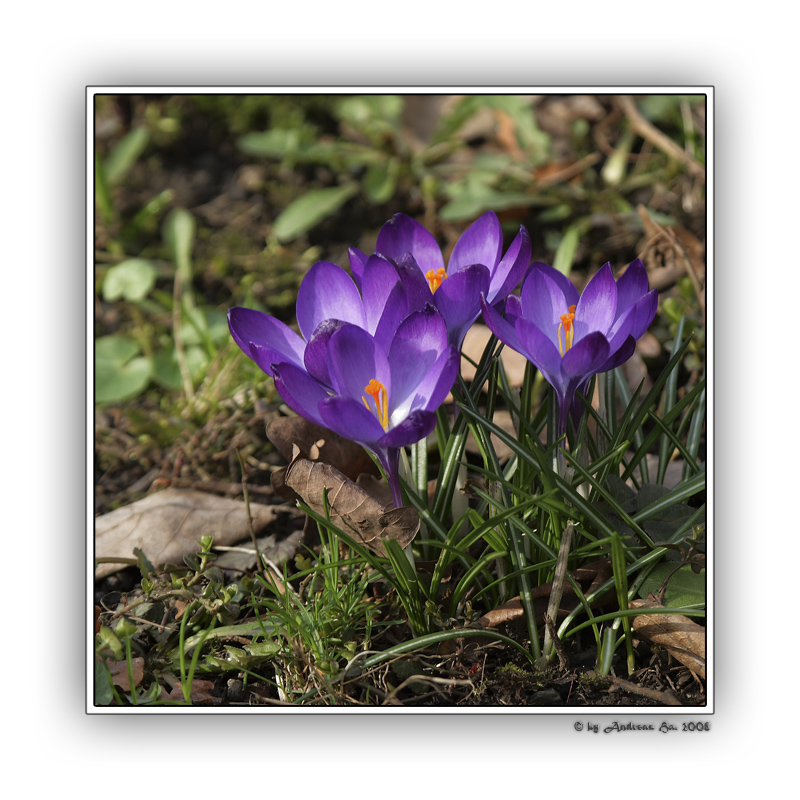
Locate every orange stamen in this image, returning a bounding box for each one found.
[425,267,448,293]
[557,305,577,357]
[362,378,389,429]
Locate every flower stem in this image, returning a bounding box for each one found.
[384,447,404,509]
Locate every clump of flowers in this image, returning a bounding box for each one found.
[351,210,532,350]
[481,258,658,445]
[229,254,459,508]
[230,208,657,503]
[230,212,539,507]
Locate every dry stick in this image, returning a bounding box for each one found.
[171,259,195,402]
[542,521,574,658]
[543,614,570,671]
[235,448,263,571]
[608,676,682,706]
[636,205,706,322]
[616,95,706,179]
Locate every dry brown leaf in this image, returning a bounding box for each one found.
[281,446,419,556]
[266,417,378,480]
[165,679,222,706]
[106,657,144,691]
[474,560,613,629]
[630,597,706,679]
[95,488,284,579]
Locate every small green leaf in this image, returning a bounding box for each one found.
[105,126,150,186]
[238,128,301,158]
[273,182,359,242]
[95,150,113,225]
[552,224,581,278]
[96,626,124,661]
[152,344,207,389]
[363,157,399,204]
[163,208,196,306]
[638,563,706,607]
[95,335,153,403]
[179,307,229,347]
[94,660,115,705]
[102,258,157,303]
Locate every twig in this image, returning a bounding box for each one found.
[236,448,263,571]
[543,614,570,671]
[617,96,705,179]
[542,521,574,657]
[608,675,683,706]
[636,204,706,321]
[535,152,601,188]
[172,260,195,402]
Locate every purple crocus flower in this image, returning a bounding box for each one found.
[269,307,460,508]
[350,210,532,351]
[228,253,416,387]
[481,258,658,445]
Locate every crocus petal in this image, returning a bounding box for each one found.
[270,362,330,428]
[387,307,449,413]
[318,395,387,445]
[481,293,526,356]
[515,316,565,390]
[407,346,460,415]
[626,288,659,340]
[227,307,306,375]
[561,331,610,379]
[521,268,571,351]
[486,225,532,305]
[379,409,439,449]
[390,252,437,311]
[348,247,368,291]
[599,334,637,372]
[327,324,391,406]
[575,264,617,337]
[376,213,445,275]
[360,253,407,340]
[530,262,580,308]
[295,260,366,341]
[432,263,490,349]
[303,319,346,385]
[448,210,503,275]
[615,259,650,315]
[504,293,524,327]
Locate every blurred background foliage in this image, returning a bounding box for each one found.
[94,92,706,512]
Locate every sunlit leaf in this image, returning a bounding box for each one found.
[638,563,706,608]
[238,128,301,158]
[102,258,158,303]
[363,157,399,204]
[105,126,150,185]
[95,335,152,403]
[273,182,359,242]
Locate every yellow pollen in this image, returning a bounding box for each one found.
[557,304,577,357]
[362,378,389,430]
[425,267,448,293]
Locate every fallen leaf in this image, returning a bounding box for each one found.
[266,416,378,480]
[473,560,613,629]
[166,679,222,706]
[630,597,706,679]
[95,488,286,579]
[107,657,145,691]
[213,530,304,574]
[280,445,419,556]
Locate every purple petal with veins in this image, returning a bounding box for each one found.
[295,260,366,341]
